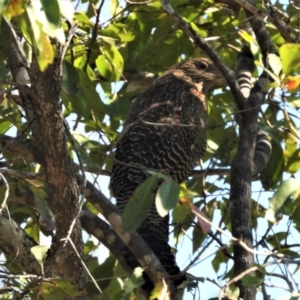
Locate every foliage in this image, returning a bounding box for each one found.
[0,0,300,299]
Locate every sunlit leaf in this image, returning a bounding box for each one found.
[3,0,26,20]
[31,0,64,43]
[155,178,180,217]
[266,179,300,222]
[24,218,39,242]
[58,0,74,24]
[123,267,144,294]
[279,44,300,75]
[286,75,300,91]
[41,279,84,299]
[150,279,167,300]
[287,150,300,174]
[0,120,12,134]
[38,33,55,71]
[74,12,91,24]
[172,201,190,224]
[100,43,124,81]
[238,29,254,43]
[267,53,282,77]
[31,245,49,265]
[96,55,114,81]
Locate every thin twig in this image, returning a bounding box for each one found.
[235,0,294,42]
[0,173,10,214]
[64,237,107,300]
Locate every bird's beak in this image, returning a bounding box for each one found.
[206,71,226,94]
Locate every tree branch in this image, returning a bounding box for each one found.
[80,208,131,274]
[77,175,180,300]
[0,212,40,275]
[159,0,246,109]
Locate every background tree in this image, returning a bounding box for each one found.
[0,0,300,299]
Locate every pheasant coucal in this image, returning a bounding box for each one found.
[110,58,225,291]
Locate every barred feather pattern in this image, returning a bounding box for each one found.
[110,58,224,290]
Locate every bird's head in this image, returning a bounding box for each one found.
[167,57,226,94]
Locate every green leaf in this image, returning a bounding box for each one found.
[77,69,105,122]
[86,255,116,292]
[31,245,49,265]
[270,179,300,212]
[30,186,55,231]
[58,0,74,24]
[123,267,144,294]
[212,249,228,273]
[25,5,56,70]
[267,53,282,77]
[96,55,114,81]
[279,44,300,75]
[172,202,190,224]
[2,0,25,20]
[241,275,263,287]
[286,150,300,174]
[41,279,84,299]
[192,226,206,253]
[0,19,11,78]
[38,33,56,71]
[261,139,285,190]
[24,218,39,242]
[102,270,123,299]
[71,134,102,172]
[100,43,124,81]
[121,175,158,233]
[185,273,205,283]
[61,62,105,121]
[266,232,287,247]
[25,4,42,46]
[155,178,180,217]
[40,0,60,29]
[31,0,64,43]
[0,0,9,16]
[266,179,300,222]
[62,61,80,95]
[74,12,91,24]
[0,120,12,134]
[239,29,255,43]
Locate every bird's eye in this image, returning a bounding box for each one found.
[196,61,209,70]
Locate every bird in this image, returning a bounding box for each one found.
[110,57,225,291]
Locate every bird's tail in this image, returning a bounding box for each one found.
[123,204,187,291]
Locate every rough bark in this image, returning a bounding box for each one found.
[230,73,270,300]
[6,22,86,299]
[229,2,277,299]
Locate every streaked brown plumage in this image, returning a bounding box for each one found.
[110,58,224,290]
